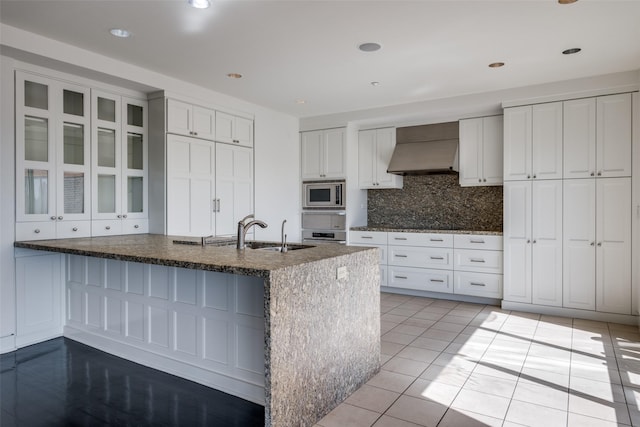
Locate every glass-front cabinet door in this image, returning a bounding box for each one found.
[16,72,55,223]
[122,97,147,220]
[91,90,122,221]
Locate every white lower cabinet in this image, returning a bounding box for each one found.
[65,255,266,404]
[15,250,63,348]
[351,230,503,299]
[504,180,563,307]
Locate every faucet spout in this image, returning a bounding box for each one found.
[237,215,268,249]
[281,219,288,252]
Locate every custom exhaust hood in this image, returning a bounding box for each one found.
[387,121,459,175]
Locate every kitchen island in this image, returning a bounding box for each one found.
[14,234,381,427]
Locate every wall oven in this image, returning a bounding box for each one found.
[302,181,345,209]
[301,211,346,244]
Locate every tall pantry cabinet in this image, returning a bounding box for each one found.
[503,92,634,316]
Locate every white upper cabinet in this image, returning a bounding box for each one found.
[459,115,503,186]
[301,128,346,180]
[532,102,563,180]
[15,72,92,240]
[563,94,631,179]
[503,106,532,181]
[358,127,402,189]
[215,112,254,148]
[91,91,148,236]
[166,99,216,140]
[596,93,632,177]
[504,103,562,181]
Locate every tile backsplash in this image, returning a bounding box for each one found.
[367,174,502,231]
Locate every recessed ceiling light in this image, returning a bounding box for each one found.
[558,0,578,4]
[188,0,210,9]
[109,28,131,38]
[295,99,306,105]
[227,73,242,79]
[370,81,380,86]
[359,43,382,52]
[562,48,582,55]
[488,62,505,68]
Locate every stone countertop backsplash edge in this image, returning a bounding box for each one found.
[350,226,503,236]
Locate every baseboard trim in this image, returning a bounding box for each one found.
[381,286,501,306]
[64,326,265,406]
[501,301,640,326]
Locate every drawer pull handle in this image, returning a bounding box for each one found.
[430,238,444,242]
[470,239,485,244]
[430,256,444,260]
[430,279,444,283]
[72,227,78,232]
[134,224,139,229]
[105,226,111,230]
[394,275,408,279]
[394,237,407,241]
[470,282,486,287]
[361,236,373,239]
[470,259,485,263]
[394,254,408,258]
[34,229,40,234]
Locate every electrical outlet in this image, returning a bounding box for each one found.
[337,266,348,280]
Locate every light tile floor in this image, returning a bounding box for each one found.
[316,292,640,427]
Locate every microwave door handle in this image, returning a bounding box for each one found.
[336,185,342,206]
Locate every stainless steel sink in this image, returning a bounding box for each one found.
[249,242,315,251]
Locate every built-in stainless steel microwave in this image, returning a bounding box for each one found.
[302,181,345,209]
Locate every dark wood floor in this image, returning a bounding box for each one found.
[0,337,264,426]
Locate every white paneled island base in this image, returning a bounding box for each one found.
[64,254,266,404]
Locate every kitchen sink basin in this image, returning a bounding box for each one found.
[172,239,314,251]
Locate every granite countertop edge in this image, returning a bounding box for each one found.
[14,234,376,278]
[350,226,503,236]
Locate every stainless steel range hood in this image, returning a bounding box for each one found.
[387,121,459,175]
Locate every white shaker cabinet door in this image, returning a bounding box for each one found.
[458,118,483,186]
[482,115,504,185]
[358,129,376,188]
[531,180,563,307]
[563,98,597,179]
[374,127,400,188]
[503,181,532,303]
[597,93,632,178]
[215,144,253,236]
[323,128,346,179]
[166,99,192,136]
[503,106,532,181]
[563,179,596,310]
[300,130,324,179]
[191,106,216,141]
[532,102,563,180]
[596,177,631,314]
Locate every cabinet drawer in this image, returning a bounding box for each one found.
[388,232,453,247]
[388,266,453,293]
[16,222,56,241]
[454,271,503,298]
[350,231,387,245]
[454,234,503,250]
[122,219,148,234]
[92,220,123,236]
[56,221,91,239]
[389,246,452,269]
[454,249,503,273]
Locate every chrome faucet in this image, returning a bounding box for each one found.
[280,219,288,253]
[236,214,268,249]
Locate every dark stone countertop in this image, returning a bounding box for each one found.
[350,226,503,236]
[14,234,375,279]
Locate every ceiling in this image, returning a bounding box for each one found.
[1,0,639,118]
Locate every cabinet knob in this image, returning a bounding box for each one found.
[533,175,537,179]
[590,242,595,246]
[134,224,139,229]
[478,179,482,183]
[34,229,40,234]
[106,226,111,230]
[51,216,57,220]
[597,242,602,247]
[590,172,595,177]
[233,139,239,143]
[72,227,78,232]
[58,216,63,220]
[526,239,531,244]
[597,171,602,176]
[189,131,194,135]
[123,214,127,219]
[527,175,531,179]
[533,240,537,244]
[483,179,487,182]
[117,214,122,219]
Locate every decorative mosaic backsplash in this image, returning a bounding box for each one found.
[367,174,503,231]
